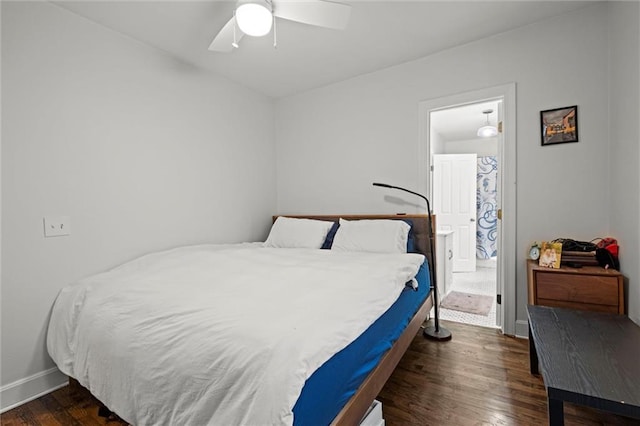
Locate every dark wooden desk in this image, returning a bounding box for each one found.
[527,305,640,425]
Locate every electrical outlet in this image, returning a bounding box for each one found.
[43,216,70,237]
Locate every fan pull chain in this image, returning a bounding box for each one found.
[232,13,239,49]
[273,15,277,48]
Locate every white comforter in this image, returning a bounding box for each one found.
[47,244,424,425]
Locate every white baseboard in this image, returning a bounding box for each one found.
[515,319,529,339]
[0,367,68,413]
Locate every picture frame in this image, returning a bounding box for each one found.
[540,105,578,146]
[539,241,562,269]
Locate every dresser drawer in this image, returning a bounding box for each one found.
[527,260,624,314]
[535,272,619,306]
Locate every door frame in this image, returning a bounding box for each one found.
[417,83,517,335]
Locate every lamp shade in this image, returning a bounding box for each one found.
[477,125,498,138]
[477,109,498,138]
[236,1,273,37]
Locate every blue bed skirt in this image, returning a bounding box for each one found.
[292,261,430,425]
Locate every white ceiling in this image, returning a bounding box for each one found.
[53,0,595,99]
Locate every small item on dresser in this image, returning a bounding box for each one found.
[538,241,562,268]
[552,238,597,252]
[596,247,620,270]
[561,250,599,267]
[595,237,618,250]
[594,237,620,270]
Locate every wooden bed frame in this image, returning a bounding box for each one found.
[276,214,435,425]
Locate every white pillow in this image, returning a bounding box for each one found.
[264,217,334,249]
[331,218,410,254]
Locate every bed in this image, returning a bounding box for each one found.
[47,214,434,425]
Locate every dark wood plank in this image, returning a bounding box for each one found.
[0,403,40,426]
[1,386,127,426]
[3,321,638,426]
[528,305,640,421]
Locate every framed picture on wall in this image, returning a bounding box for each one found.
[540,105,578,146]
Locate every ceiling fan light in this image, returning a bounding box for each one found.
[477,125,498,138]
[236,2,273,37]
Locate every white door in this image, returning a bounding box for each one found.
[433,154,477,272]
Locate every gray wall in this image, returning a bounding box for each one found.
[608,1,640,324]
[1,1,276,407]
[275,3,638,329]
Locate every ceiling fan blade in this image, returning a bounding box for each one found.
[273,0,351,30]
[208,16,245,52]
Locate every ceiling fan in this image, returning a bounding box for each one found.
[208,0,351,52]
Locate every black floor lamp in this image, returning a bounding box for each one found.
[373,182,452,341]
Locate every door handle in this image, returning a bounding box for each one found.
[470,218,475,222]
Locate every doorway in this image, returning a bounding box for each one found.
[432,101,500,329]
[418,84,517,335]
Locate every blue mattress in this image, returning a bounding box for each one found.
[292,261,430,425]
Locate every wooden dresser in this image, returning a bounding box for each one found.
[527,259,624,314]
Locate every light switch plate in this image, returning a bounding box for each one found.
[43,216,70,237]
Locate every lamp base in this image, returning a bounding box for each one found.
[423,324,452,341]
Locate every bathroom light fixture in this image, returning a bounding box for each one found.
[236,0,273,37]
[477,109,498,138]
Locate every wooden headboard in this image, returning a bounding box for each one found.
[273,214,435,261]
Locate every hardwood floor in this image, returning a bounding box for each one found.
[379,321,638,426]
[2,321,637,425]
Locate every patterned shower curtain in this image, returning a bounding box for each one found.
[476,156,498,259]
